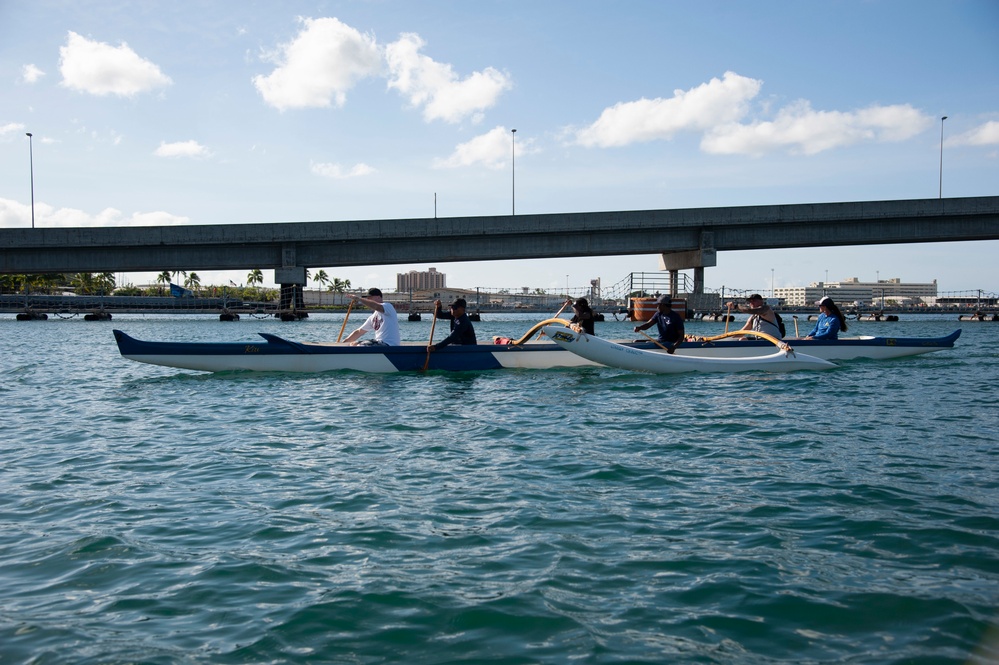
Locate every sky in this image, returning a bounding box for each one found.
[1,0,997,298]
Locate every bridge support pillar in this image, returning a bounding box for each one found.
[275,262,307,316]
[659,231,716,295]
[279,284,306,311]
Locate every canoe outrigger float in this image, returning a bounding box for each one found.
[112,323,960,374]
[542,327,834,374]
[667,328,961,361]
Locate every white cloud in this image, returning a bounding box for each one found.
[573,71,762,147]
[124,211,191,226]
[311,161,376,179]
[573,71,934,156]
[0,198,31,227]
[251,18,510,121]
[949,120,999,147]
[253,17,381,111]
[59,31,172,97]
[154,140,211,158]
[703,101,931,156]
[386,33,511,123]
[436,125,527,169]
[0,197,189,228]
[1,122,27,136]
[21,64,45,83]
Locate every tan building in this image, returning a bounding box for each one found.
[397,267,446,293]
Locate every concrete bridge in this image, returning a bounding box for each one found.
[2,197,997,300]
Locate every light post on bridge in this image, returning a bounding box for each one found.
[26,132,35,229]
[511,128,517,216]
[939,116,948,199]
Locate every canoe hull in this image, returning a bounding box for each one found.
[112,328,961,374]
[113,330,590,373]
[542,327,836,374]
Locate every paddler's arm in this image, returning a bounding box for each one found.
[633,314,657,333]
[348,293,384,313]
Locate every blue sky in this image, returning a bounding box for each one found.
[1,0,997,297]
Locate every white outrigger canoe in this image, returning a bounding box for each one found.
[542,327,836,374]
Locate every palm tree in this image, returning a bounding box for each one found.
[155,271,171,295]
[331,277,351,305]
[96,272,116,295]
[73,272,96,295]
[19,273,37,295]
[185,272,201,295]
[314,270,329,306]
[0,274,19,292]
[247,269,264,287]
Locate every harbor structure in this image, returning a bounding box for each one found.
[775,277,939,307]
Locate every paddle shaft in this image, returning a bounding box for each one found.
[336,300,354,343]
[423,310,438,370]
[638,328,672,352]
[536,300,573,340]
[724,302,732,334]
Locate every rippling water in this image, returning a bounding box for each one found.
[2,313,998,663]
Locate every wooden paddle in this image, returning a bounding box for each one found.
[637,328,672,352]
[792,315,799,337]
[423,309,438,370]
[724,302,732,334]
[336,300,354,343]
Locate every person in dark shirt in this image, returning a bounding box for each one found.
[568,297,596,335]
[428,298,477,352]
[633,294,685,353]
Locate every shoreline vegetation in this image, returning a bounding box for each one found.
[1,271,996,318]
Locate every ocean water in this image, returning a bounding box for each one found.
[2,312,998,664]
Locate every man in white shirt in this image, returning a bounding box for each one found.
[726,293,783,339]
[341,288,401,346]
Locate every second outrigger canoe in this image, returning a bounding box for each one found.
[111,324,961,374]
[542,327,836,374]
[674,328,962,360]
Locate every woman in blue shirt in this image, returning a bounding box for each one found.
[805,296,848,340]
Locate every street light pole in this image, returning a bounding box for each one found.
[511,129,517,216]
[939,116,948,199]
[26,132,35,229]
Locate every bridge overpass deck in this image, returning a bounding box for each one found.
[1,196,997,277]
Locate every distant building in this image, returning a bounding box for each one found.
[774,277,938,307]
[397,267,446,293]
